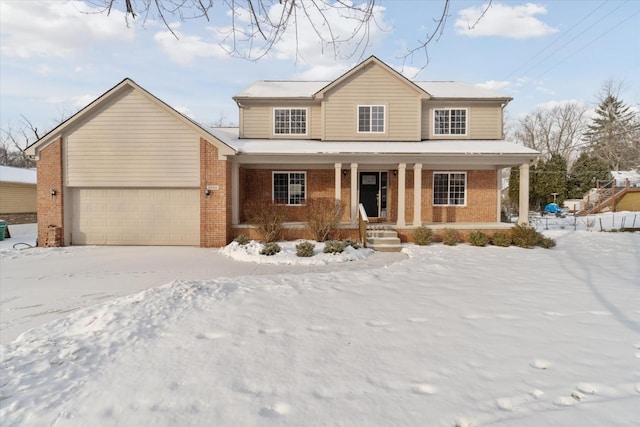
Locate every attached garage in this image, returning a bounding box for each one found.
[27,78,236,248]
[70,188,199,245]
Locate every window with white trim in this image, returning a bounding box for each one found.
[274,108,307,135]
[433,172,466,206]
[358,105,385,133]
[434,109,467,135]
[273,172,306,205]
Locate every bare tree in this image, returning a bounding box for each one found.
[0,116,41,168]
[514,103,587,166]
[90,0,492,67]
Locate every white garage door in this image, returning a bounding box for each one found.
[71,188,200,246]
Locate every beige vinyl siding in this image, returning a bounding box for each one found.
[70,188,199,245]
[240,100,320,139]
[66,88,200,187]
[0,182,37,214]
[422,101,504,140]
[323,65,421,141]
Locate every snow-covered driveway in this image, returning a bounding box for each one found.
[0,225,404,344]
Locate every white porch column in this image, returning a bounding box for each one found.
[497,168,503,222]
[334,163,342,202]
[397,163,406,227]
[413,163,422,226]
[231,161,239,225]
[350,163,358,226]
[518,163,529,225]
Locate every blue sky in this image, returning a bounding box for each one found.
[1,0,638,138]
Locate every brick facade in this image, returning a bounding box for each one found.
[36,137,64,247]
[200,138,232,247]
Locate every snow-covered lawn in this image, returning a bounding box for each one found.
[1,220,639,426]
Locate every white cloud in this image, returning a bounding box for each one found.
[0,0,134,58]
[456,2,558,39]
[37,64,52,76]
[72,94,96,109]
[535,99,585,110]
[154,27,228,65]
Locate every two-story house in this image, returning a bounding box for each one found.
[27,56,537,247]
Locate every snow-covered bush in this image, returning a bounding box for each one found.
[323,240,347,254]
[413,226,433,245]
[442,228,459,246]
[343,238,362,249]
[468,230,489,247]
[234,234,250,246]
[491,232,512,247]
[295,241,315,257]
[511,224,539,248]
[260,242,281,256]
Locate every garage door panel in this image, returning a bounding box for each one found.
[71,188,199,246]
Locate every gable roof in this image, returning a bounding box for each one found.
[25,78,236,158]
[313,55,428,99]
[234,56,512,101]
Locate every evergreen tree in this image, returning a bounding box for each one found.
[535,154,567,207]
[566,152,612,199]
[583,93,640,170]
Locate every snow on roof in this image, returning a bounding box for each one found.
[208,127,537,156]
[0,166,37,185]
[611,170,640,186]
[414,81,511,99]
[235,80,510,100]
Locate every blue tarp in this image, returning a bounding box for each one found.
[543,203,563,214]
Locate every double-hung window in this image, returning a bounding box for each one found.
[273,172,306,205]
[358,105,385,133]
[274,108,307,135]
[433,172,466,206]
[434,108,467,135]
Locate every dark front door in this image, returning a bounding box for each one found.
[360,172,379,217]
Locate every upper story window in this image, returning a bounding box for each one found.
[434,109,467,135]
[433,172,466,206]
[273,171,306,205]
[358,105,385,133]
[274,108,307,135]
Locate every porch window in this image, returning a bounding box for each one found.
[358,105,385,133]
[434,109,467,135]
[433,172,466,206]
[274,108,307,135]
[273,172,306,205]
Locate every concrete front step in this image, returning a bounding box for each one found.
[366,227,403,252]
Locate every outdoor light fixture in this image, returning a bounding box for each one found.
[393,170,398,176]
[342,170,348,176]
[204,188,211,196]
[49,189,57,196]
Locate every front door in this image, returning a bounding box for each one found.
[359,172,388,218]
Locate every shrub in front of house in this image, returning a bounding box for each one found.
[296,241,315,257]
[244,200,285,243]
[491,232,512,247]
[260,242,281,256]
[442,228,459,246]
[511,224,540,248]
[343,238,362,249]
[234,234,250,246]
[305,198,344,242]
[323,240,347,254]
[538,236,556,249]
[413,226,433,246]
[468,230,490,247]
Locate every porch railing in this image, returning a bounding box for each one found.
[358,203,369,247]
